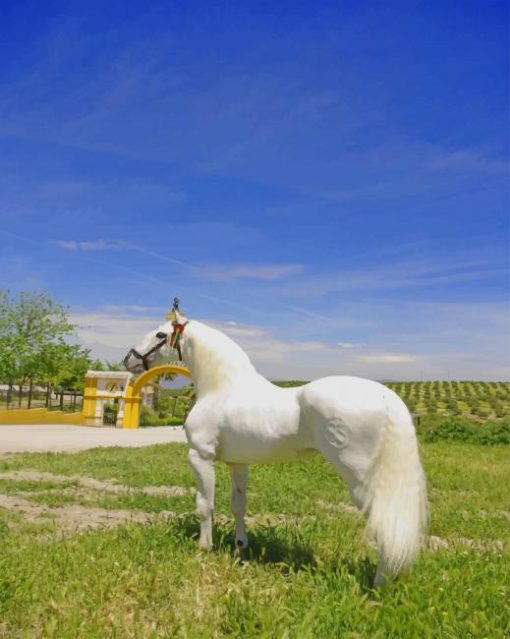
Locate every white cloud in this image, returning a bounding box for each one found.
[71,312,162,350]
[69,302,510,381]
[356,353,420,364]
[205,320,334,366]
[337,342,365,349]
[72,310,335,369]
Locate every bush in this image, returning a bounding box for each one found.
[423,420,471,442]
[494,404,506,418]
[139,405,161,426]
[140,406,185,427]
[477,421,510,445]
[421,418,510,445]
[426,401,437,413]
[103,402,118,413]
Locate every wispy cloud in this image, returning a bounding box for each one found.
[278,256,507,298]
[427,150,509,174]
[190,263,303,281]
[99,305,169,314]
[54,239,130,251]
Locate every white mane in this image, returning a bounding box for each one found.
[183,321,258,395]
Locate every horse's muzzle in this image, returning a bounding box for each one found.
[123,351,144,373]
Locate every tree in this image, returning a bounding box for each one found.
[89,359,106,371]
[0,289,90,390]
[0,290,17,389]
[41,343,92,391]
[105,361,124,371]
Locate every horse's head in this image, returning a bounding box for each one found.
[123,308,189,374]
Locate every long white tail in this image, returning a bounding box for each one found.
[362,398,428,586]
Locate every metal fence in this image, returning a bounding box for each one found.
[0,383,83,412]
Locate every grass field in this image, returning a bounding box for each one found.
[0,435,508,638]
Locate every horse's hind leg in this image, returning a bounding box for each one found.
[312,420,371,509]
[229,464,249,549]
[188,448,215,549]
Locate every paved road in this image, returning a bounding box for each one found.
[0,424,188,453]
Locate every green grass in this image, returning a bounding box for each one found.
[0,478,79,493]
[0,441,508,638]
[27,491,80,507]
[0,445,194,488]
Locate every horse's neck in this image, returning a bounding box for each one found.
[185,322,259,396]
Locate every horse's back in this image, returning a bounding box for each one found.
[298,375,411,428]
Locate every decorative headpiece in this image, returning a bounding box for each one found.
[165,297,182,322]
[165,297,188,360]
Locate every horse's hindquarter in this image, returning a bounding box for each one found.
[297,376,412,483]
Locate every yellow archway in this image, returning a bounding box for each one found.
[123,364,192,428]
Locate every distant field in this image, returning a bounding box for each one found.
[385,381,510,419]
[0,436,508,637]
[275,380,510,420]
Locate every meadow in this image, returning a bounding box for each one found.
[0,422,508,638]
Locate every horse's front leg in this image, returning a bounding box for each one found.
[188,448,215,549]
[229,464,249,549]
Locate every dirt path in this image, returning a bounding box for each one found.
[0,493,165,530]
[0,470,193,496]
[0,424,188,453]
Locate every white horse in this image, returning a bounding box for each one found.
[124,311,427,587]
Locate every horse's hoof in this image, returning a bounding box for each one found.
[198,539,213,550]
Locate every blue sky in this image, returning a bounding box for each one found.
[1,0,508,379]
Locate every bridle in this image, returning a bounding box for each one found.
[123,338,167,372]
[123,322,188,371]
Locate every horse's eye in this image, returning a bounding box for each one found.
[156,332,167,339]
